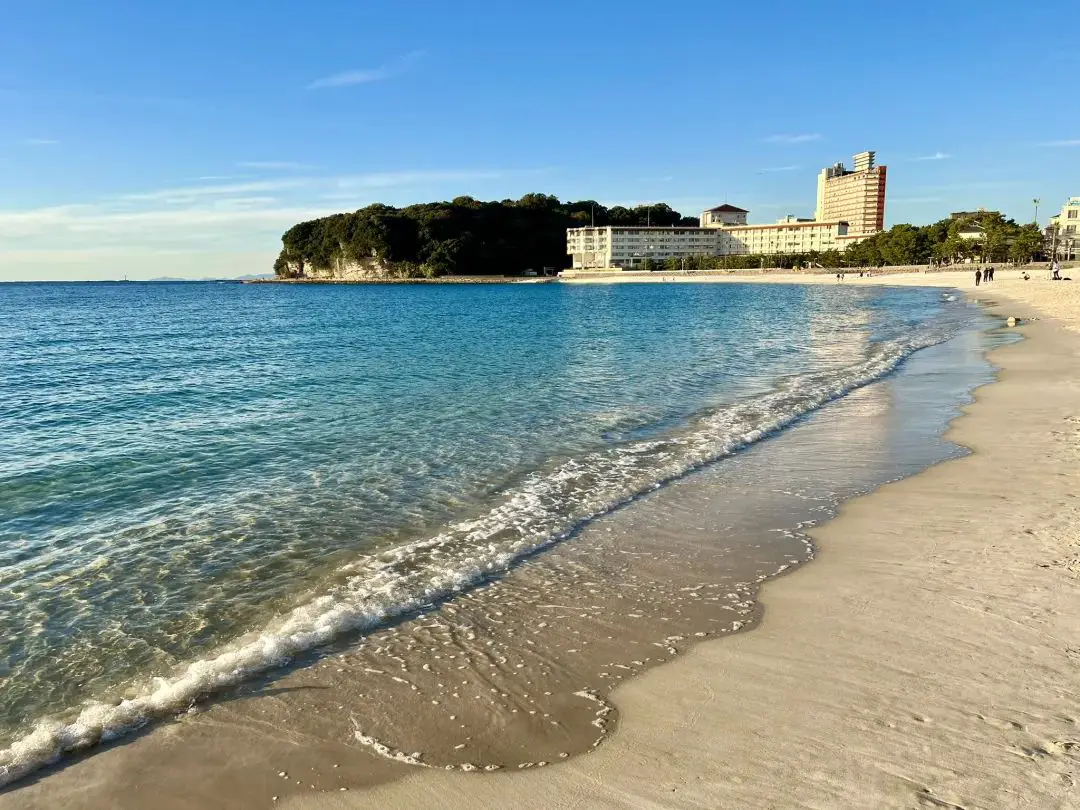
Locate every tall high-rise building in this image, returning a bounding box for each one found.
[814,151,887,235]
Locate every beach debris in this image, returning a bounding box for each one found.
[1007,316,1020,327]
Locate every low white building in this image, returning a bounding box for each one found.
[567,209,853,270]
[567,226,718,270]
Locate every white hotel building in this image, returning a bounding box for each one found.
[1049,197,1080,261]
[566,225,718,270]
[567,204,852,270]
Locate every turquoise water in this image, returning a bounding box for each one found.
[0,280,979,782]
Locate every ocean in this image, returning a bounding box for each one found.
[0,280,999,785]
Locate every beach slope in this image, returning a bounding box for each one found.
[293,287,1080,808]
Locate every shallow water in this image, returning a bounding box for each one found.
[0,280,991,784]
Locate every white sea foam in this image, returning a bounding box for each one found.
[0,315,967,787]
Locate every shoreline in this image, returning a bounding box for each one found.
[285,281,1080,808]
[3,274,1077,808]
[247,276,557,285]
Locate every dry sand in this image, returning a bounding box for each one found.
[288,273,1080,809]
[4,271,1078,809]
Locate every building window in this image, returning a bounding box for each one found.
[1069,209,1078,219]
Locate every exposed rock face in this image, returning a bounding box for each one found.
[277,257,420,281]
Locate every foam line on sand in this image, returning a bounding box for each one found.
[287,280,1080,808]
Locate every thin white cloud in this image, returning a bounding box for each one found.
[912,152,950,161]
[0,165,553,278]
[0,204,325,240]
[25,138,59,146]
[764,133,821,144]
[237,161,311,171]
[1039,139,1080,147]
[307,51,425,90]
[122,179,309,202]
[758,165,799,173]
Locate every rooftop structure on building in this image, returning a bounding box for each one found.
[700,204,748,228]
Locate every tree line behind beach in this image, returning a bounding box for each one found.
[275,196,1045,278]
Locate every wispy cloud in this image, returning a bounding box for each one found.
[122,179,309,203]
[0,164,552,278]
[757,165,799,173]
[307,51,425,90]
[0,203,324,239]
[764,133,821,144]
[912,151,950,161]
[25,138,59,146]
[237,161,311,171]
[1039,139,1080,147]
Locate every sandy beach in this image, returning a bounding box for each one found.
[3,270,1078,809]
[288,271,1080,809]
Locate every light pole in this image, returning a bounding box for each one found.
[1033,198,1041,225]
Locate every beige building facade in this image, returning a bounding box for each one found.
[716,217,850,255]
[815,151,887,235]
[1049,197,1080,260]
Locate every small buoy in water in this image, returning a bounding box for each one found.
[1007,316,1019,327]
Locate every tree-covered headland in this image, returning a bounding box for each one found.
[274,194,696,279]
[274,195,1044,278]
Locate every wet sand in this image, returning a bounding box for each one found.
[290,283,1080,808]
[0,306,996,809]
[5,273,1076,808]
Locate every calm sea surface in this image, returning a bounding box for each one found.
[0,280,988,782]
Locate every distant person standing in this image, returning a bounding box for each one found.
[975,268,982,286]
[1052,260,1062,280]
[986,266,994,282]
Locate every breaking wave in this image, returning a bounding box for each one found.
[0,314,968,787]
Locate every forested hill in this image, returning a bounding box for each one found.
[273,193,697,279]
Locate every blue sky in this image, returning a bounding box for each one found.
[0,0,1073,280]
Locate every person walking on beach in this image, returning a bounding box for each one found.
[986,266,994,282]
[975,268,982,286]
